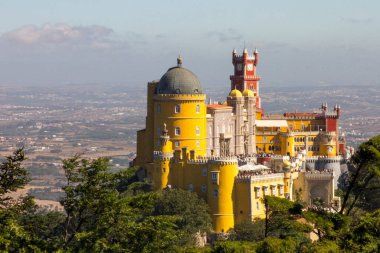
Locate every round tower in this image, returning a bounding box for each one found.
[153,56,207,157]
[207,157,239,233]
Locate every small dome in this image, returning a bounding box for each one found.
[242,89,255,97]
[156,57,202,95]
[229,89,242,98]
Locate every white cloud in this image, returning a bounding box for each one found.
[1,23,115,49]
[207,28,243,42]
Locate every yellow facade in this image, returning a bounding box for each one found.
[153,94,207,157]
[207,160,239,233]
[135,56,340,233]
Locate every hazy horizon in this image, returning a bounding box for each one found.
[0,1,379,88]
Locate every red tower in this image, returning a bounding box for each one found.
[230,48,261,108]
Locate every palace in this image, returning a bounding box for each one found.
[134,49,344,233]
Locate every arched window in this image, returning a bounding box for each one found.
[175,127,181,136]
[196,104,200,113]
[196,126,200,136]
[175,104,181,113]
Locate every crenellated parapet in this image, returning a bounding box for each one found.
[304,170,334,180]
[236,172,285,183]
[187,159,208,165]
[208,156,238,165]
[154,93,206,102]
[153,151,173,160]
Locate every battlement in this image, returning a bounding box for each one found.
[208,156,238,165]
[306,156,342,163]
[229,74,261,80]
[304,170,334,180]
[153,151,173,160]
[187,159,208,164]
[250,173,285,183]
[154,93,206,101]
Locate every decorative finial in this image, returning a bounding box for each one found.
[254,48,258,54]
[162,123,168,136]
[177,55,183,67]
[233,48,237,54]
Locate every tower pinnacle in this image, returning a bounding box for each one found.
[177,55,183,67]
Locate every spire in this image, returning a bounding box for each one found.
[233,48,237,54]
[177,55,183,67]
[243,48,248,54]
[254,48,258,54]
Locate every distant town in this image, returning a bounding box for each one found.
[0,83,379,209]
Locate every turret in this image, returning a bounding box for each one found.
[153,123,173,190]
[254,48,258,66]
[321,102,328,112]
[334,104,341,118]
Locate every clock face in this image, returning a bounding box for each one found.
[236,64,242,71]
[247,64,253,71]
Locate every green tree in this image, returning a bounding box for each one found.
[231,219,265,242]
[340,134,380,215]
[0,147,31,209]
[263,196,311,238]
[342,209,380,253]
[256,237,297,253]
[154,189,212,238]
[60,155,120,248]
[0,148,43,252]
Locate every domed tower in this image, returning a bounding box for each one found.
[153,56,207,157]
[227,88,245,155]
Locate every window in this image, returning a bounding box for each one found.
[271,186,277,196]
[211,172,218,184]
[196,140,200,147]
[201,184,207,192]
[175,104,181,113]
[301,124,305,131]
[263,186,269,196]
[255,187,261,198]
[188,184,194,192]
[289,124,293,131]
[256,202,260,210]
[213,189,219,197]
[156,104,161,113]
[175,141,180,147]
[202,167,207,177]
[175,127,181,136]
[196,126,200,136]
[196,104,200,113]
[279,185,284,195]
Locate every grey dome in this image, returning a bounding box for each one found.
[156,59,202,95]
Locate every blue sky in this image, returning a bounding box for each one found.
[0,0,379,88]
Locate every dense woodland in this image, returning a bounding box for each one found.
[0,135,379,252]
